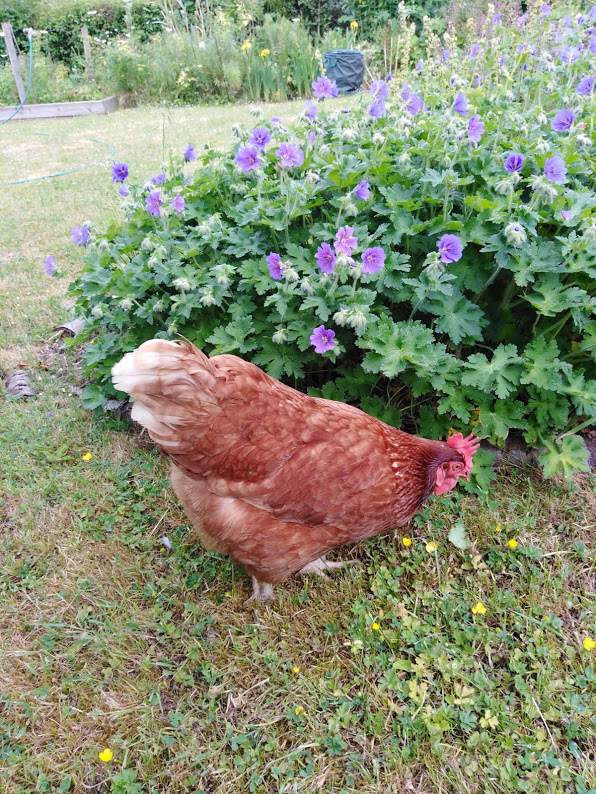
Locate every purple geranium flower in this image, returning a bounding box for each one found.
[438,234,463,263]
[118,185,129,197]
[401,83,410,100]
[504,153,524,172]
[561,210,572,221]
[334,226,357,256]
[172,194,185,213]
[453,92,469,115]
[577,75,595,94]
[493,13,501,23]
[184,144,196,161]
[111,161,128,183]
[146,191,163,216]
[236,145,261,172]
[310,324,336,354]
[416,59,423,71]
[406,93,424,116]
[266,252,284,280]
[71,224,90,245]
[544,155,567,184]
[470,43,480,60]
[44,255,55,275]
[151,173,166,185]
[315,242,336,274]
[312,76,338,99]
[551,108,575,131]
[361,246,385,274]
[45,411,53,419]
[276,142,304,168]
[249,126,271,149]
[304,100,317,120]
[541,3,550,14]
[468,113,485,144]
[369,79,389,100]
[443,48,451,61]
[308,130,316,145]
[368,98,387,118]
[354,180,370,200]
[590,36,596,54]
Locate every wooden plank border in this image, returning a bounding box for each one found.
[0,96,118,122]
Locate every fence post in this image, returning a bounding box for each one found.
[81,26,95,83]
[1,22,26,103]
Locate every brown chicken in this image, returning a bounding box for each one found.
[112,339,479,600]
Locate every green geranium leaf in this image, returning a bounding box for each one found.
[539,436,591,480]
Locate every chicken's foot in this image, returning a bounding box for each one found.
[245,577,275,603]
[298,556,358,579]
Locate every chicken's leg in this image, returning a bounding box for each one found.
[298,556,358,579]
[245,577,275,603]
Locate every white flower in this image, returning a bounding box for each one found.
[504,221,527,247]
[173,277,191,291]
[119,298,133,311]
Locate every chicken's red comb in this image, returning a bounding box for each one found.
[446,433,480,473]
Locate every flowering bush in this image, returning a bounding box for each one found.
[71,2,596,479]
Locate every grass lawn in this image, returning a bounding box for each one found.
[1,101,595,794]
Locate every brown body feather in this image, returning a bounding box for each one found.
[112,340,465,584]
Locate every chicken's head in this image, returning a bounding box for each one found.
[433,433,480,495]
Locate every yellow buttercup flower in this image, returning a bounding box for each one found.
[402,537,412,547]
[472,602,486,615]
[99,748,113,762]
[426,541,437,553]
[260,48,270,58]
[82,452,93,461]
[584,637,595,651]
[372,622,380,631]
[350,20,359,30]
[241,40,251,52]
[293,666,300,673]
[495,524,501,532]
[508,539,518,549]
[294,706,304,715]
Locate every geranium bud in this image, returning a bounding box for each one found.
[347,308,367,328]
[300,277,313,294]
[216,274,230,286]
[319,144,331,156]
[510,172,521,185]
[167,324,177,335]
[91,305,104,319]
[577,134,592,147]
[199,289,216,306]
[272,327,288,344]
[141,237,155,250]
[372,132,385,145]
[173,277,191,291]
[345,201,358,216]
[284,266,299,281]
[98,239,109,252]
[147,255,160,268]
[398,151,411,166]
[198,222,211,235]
[119,298,133,311]
[155,245,168,259]
[535,139,549,153]
[537,112,547,124]
[153,300,164,312]
[341,128,357,141]
[333,308,349,326]
[495,178,514,195]
[305,170,320,184]
[504,221,527,246]
[583,222,596,240]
